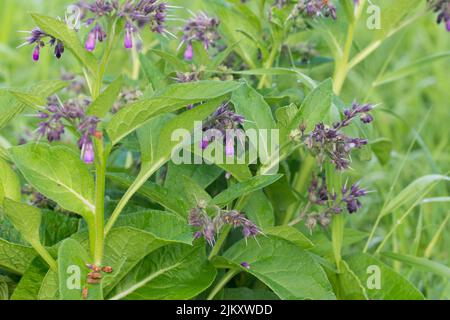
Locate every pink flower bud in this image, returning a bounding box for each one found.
[184,43,193,61]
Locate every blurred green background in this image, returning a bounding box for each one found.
[0,0,449,299]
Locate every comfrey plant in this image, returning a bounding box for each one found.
[0,0,447,301]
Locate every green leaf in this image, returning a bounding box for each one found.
[374,52,450,86]
[179,175,212,210]
[346,253,424,300]
[0,158,21,202]
[58,238,103,300]
[289,78,333,133]
[10,144,96,219]
[212,174,282,207]
[151,49,190,72]
[2,199,41,247]
[31,14,98,77]
[382,174,450,217]
[264,226,314,249]
[0,238,36,275]
[2,199,57,271]
[326,260,368,300]
[231,83,276,164]
[87,75,123,118]
[11,257,48,300]
[137,113,174,167]
[242,191,275,228]
[382,252,450,280]
[113,210,193,245]
[38,270,59,300]
[222,236,335,300]
[107,172,188,215]
[107,244,216,300]
[40,210,80,247]
[370,138,392,165]
[107,81,241,145]
[0,80,67,128]
[165,162,223,193]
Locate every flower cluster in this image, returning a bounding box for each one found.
[35,97,100,164]
[301,174,367,231]
[293,0,337,20]
[189,205,261,247]
[304,101,373,170]
[428,0,450,31]
[78,0,168,51]
[201,103,245,156]
[181,12,220,61]
[19,28,65,62]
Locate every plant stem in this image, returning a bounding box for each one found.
[32,241,57,272]
[93,138,107,265]
[206,269,239,300]
[209,225,232,260]
[257,40,280,89]
[332,0,366,94]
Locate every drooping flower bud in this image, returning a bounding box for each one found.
[184,43,193,61]
[85,30,97,52]
[33,45,40,61]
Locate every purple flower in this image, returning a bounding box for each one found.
[80,138,95,164]
[124,23,134,49]
[304,101,374,170]
[189,206,261,247]
[294,0,337,20]
[181,12,220,60]
[428,0,450,32]
[19,27,65,61]
[32,46,40,61]
[184,43,193,61]
[85,29,97,51]
[240,262,250,269]
[201,103,245,154]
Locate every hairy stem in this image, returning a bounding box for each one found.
[93,138,107,265]
[207,269,239,300]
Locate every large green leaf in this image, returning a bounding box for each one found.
[264,226,314,249]
[113,210,193,245]
[346,253,424,300]
[107,172,188,215]
[87,76,123,118]
[58,238,103,300]
[164,162,223,193]
[231,83,276,162]
[212,174,282,207]
[241,191,275,228]
[107,244,216,300]
[10,144,95,219]
[11,257,48,300]
[40,210,80,247]
[326,260,368,300]
[222,236,335,300]
[107,81,241,145]
[289,78,333,133]
[0,158,20,202]
[0,238,36,275]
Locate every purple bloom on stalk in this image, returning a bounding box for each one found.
[80,138,95,164]
[428,0,450,32]
[124,23,134,49]
[184,43,193,61]
[304,101,374,170]
[201,103,245,155]
[33,46,40,61]
[181,12,220,60]
[294,0,337,20]
[19,27,65,61]
[189,206,261,247]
